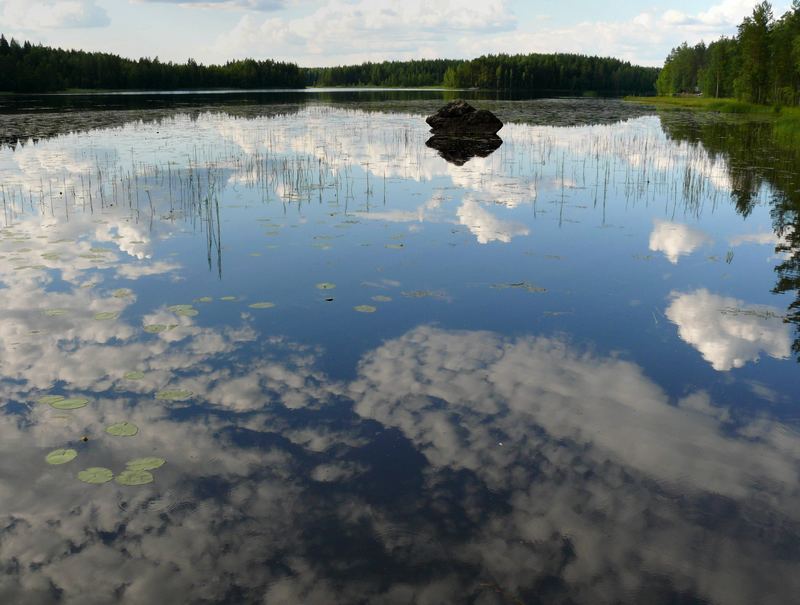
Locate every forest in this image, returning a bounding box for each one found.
[0,36,305,92]
[656,1,800,104]
[304,55,658,94]
[0,35,658,95]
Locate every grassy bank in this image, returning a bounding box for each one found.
[626,96,800,148]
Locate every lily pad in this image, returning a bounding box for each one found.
[126,457,166,471]
[167,304,198,317]
[38,395,65,406]
[143,324,178,334]
[316,282,336,290]
[195,296,213,303]
[112,288,134,298]
[105,421,139,437]
[94,311,119,321]
[115,469,154,486]
[123,371,145,380]
[371,295,392,302]
[354,305,377,313]
[78,467,113,484]
[248,302,275,309]
[44,308,68,317]
[385,243,405,249]
[51,397,89,410]
[219,296,238,301]
[155,389,193,401]
[46,448,77,465]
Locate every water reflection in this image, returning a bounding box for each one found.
[0,98,799,604]
[1,320,798,603]
[425,135,503,166]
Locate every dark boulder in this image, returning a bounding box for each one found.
[425,135,503,166]
[426,100,503,135]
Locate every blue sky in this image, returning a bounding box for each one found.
[0,0,792,67]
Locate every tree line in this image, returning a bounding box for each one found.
[0,35,658,94]
[656,1,800,104]
[305,54,658,94]
[0,36,305,92]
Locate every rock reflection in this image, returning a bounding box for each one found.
[425,134,503,166]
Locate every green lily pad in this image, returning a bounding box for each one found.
[94,311,119,321]
[51,397,89,410]
[115,469,154,486]
[371,295,392,302]
[195,296,213,303]
[78,467,113,484]
[143,324,178,334]
[219,296,237,301]
[316,282,336,290]
[46,448,77,465]
[248,302,275,309]
[354,305,377,313]
[167,305,198,317]
[44,308,68,317]
[38,395,65,406]
[155,389,193,401]
[126,457,166,471]
[123,371,145,380]
[105,421,139,437]
[112,288,134,298]
[385,243,405,249]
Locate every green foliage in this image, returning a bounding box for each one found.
[659,2,800,105]
[305,54,658,94]
[0,36,304,93]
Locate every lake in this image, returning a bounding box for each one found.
[0,91,797,604]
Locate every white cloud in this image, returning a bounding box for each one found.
[135,0,287,10]
[665,289,791,371]
[456,198,529,244]
[213,0,517,63]
[0,0,109,30]
[649,219,713,263]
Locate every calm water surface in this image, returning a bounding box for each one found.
[0,93,798,604]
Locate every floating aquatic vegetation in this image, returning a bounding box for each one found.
[40,252,61,261]
[38,395,66,406]
[112,288,134,298]
[220,296,237,301]
[719,306,783,319]
[385,243,405,249]
[46,449,77,465]
[115,469,154,486]
[43,308,68,317]
[155,389,193,401]
[491,282,547,293]
[126,457,165,471]
[167,304,199,317]
[248,302,275,309]
[401,290,436,298]
[89,247,112,254]
[39,395,89,410]
[354,305,377,313]
[316,282,336,290]
[371,295,392,302]
[143,324,178,334]
[105,421,139,437]
[195,296,213,303]
[94,311,119,321]
[123,371,145,380]
[78,467,113,484]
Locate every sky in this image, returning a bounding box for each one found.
[0,0,793,67]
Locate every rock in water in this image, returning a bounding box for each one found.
[426,100,503,135]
